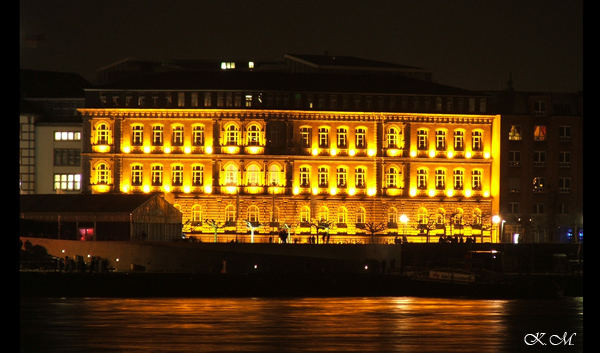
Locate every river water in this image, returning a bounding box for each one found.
[20,297,583,352]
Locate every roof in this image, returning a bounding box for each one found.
[20,194,159,214]
[92,70,477,96]
[284,53,425,71]
[20,70,91,98]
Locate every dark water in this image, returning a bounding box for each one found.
[20,297,583,353]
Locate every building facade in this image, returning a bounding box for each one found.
[79,62,501,243]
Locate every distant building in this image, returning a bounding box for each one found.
[80,53,501,244]
[488,87,583,243]
[20,193,182,241]
[19,70,90,194]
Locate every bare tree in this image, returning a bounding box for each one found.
[364,222,386,244]
[205,219,225,243]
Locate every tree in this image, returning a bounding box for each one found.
[315,219,334,244]
[280,223,295,244]
[364,222,386,244]
[205,219,225,243]
[245,220,261,243]
[415,219,436,243]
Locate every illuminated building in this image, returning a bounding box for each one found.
[80,54,501,243]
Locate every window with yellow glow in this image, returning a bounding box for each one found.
[193,125,205,146]
[336,127,347,148]
[435,168,446,190]
[225,205,236,224]
[318,167,329,187]
[192,205,202,224]
[417,168,428,190]
[355,127,366,149]
[417,207,428,225]
[131,164,143,186]
[387,127,399,148]
[453,169,464,190]
[246,124,261,146]
[318,127,329,148]
[152,125,163,146]
[225,164,238,186]
[387,207,398,226]
[435,129,447,151]
[300,127,311,148]
[172,165,183,186]
[299,167,310,187]
[95,163,110,185]
[337,207,348,224]
[472,170,482,190]
[246,164,261,186]
[96,123,110,144]
[131,124,143,146]
[355,167,366,188]
[248,205,260,224]
[172,125,184,146]
[454,130,465,151]
[300,206,310,223]
[151,165,163,186]
[336,167,347,188]
[268,164,282,186]
[417,129,428,150]
[225,124,240,145]
[318,206,329,222]
[472,130,483,151]
[192,165,203,186]
[356,207,366,224]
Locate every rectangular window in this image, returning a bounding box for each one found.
[559,126,572,142]
[318,128,329,148]
[131,166,143,186]
[300,127,311,148]
[336,168,347,188]
[193,126,204,146]
[53,149,80,166]
[299,167,310,187]
[472,131,483,151]
[435,130,446,150]
[152,126,163,146]
[417,129,428,150]
[355,128,366,148]
[53,174,81,191]
[132,125,143,146]
[559,177,572,193]
[203,92,212,107]
[559,151,571,168]
[245,95,253,107]
[534,125,547,141]
[435,169,445,190]
[453,131,464,151]
[532,177,545,193]
[172,126,184,146]
[191,92,199,107]
[533,151,546,167]
[172,166,183,186]
[355,168,365,188]
[192,166,204,186]
[508,151,521,167]
[54,131,81,141]
[337,128,347,148]
[318,167,328,187]
[508,125,522,141]
[177,92,185,107]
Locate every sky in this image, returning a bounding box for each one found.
[20,0,583,92]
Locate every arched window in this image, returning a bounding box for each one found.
[387,207,398,227]
[192,205,202,224]
[300,206,311,223]
[225,124,240,145]
[95,163,110,185]
[386,166,398,188]
[246,164,261,186]
[268,164,282,186]
[435,208,446,225]
[225,205,236,224]
[337,207,348,224]
[387,127,399,148]
[224,164,238,186]
[246,124,261,146]
[131,164,143,186]
[453,208,464,226]
[96,123,110,144]
[151,165,163,186]
[318,206,329,222]
[473,208,482,226]
[356,207,366,224]
[417,207,428,225]
[247,205,260,224]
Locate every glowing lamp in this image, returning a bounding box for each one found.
[465,151,472,159]
[348,187,356,196]
[143,146,151,154]
[428,150,436,158]
[121,184,130,193]
[312,187,319,195]
[164,146,171,154]
[483,190,490,198]
[312,148,319,156]
[143,185,150,193]
[122,146,131,153]
[163,185,171,193]
[93,144,111,153]
[349,149,356,157]
[329,187,337,196]
[204,185,212,194]
[184,146,192,154]
[225,186,238,194]
[492,215,501,224]
[330,148,337,156]
[367,149,376,157]
[400,214,408,224]
[428,189,436,197]
[367,187,377,196]
[409,188,417,197]
[447,151,454,159]
[224,146,239,154]
[246,146,262,154]
[410,150,417,158]
[484,152,491,159]
[293,186,300,195]
[464,189,472,198]
[205,146,213,154]
[446,189,454,197]
[183,185,191,193]
[387,148,400,157]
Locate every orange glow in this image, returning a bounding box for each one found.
[312,187,319,195]
[428,189,436,197]
[225,186,238,194]
[386,188,401,196]
[410,150,417,158]
[93,145,110,153]
[367,187,377,196]
[367,149,376,157]
[312,148,319,156]
[205,146,213,154]
[428,150,436,158]
[347,187,356,196]
[183,185,191,193]
[484,151,491,159]
[184,146,192,154]
[447,151,454,159]
[329,187,338,195]
[204,185,212,194]
[387,148,400,157]
[143,185,151,193]
[143,146,151,154]
[224,146,240,154]
[163,185,171,193]
[483,190,490,197]
[409,188,417,197]
[446,189,454,197]
[465,151,472,159]
[245,146,263,154]
[92,184,111,193]
[122,146,131,153]
[464,189,472,198]
[348,149,356,156]
[293,186,300,195]
[330,148,337,156]
[164,146,172,154]
[121,184,130,193]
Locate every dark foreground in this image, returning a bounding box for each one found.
[20,271,582,299]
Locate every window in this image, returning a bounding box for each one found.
[318,127,329,148]
[336,167,347,188]
[225,124,239,145]
[417,129,428,150]
[225,205,236,224]
[318,206,329,222]
[533,203,544,214]
[417,168,428,189]
[203,92,212,107]
[318,167,329,187]
[193,125,204,146]
[473,209,482,226]
[248,205,260,224]
[386,167,398,188]
[435,209,446,226]
[532,177,545,192]
[508,125,522,141]
[355,128,366,148]
[177,92,185,107]
[221,62,235,70]
[172,165,183,186]
[54,131,81,141]
[559,151,571,168]
[192,165,204,186]
[191,92,198,107]
[132,125,144,146]
[225,164,238,186]
[131,164,142,186]
[387,127,399,148]
[417,207,428,225]
[559,177,571,193]
[509,202,520,214]
[268,164,282,186]
[453,130,464,151]
[337,127,348,148]
[152,125,163,146]
[471,170,482,190]
[472,131,483,151]
[355,167,366,188]
[246,164,261,186]
[435,130,446,150]
[509,177,520,193]
[508,151,521,167]
[245,95,253,107]
[300,206,310,223]
[356,207,366,225]
[533,151,546,167]
[387,208,398,227]
[453,169,464,190]
[300,167,310,187]
[300,127,311,148]
[337,207,348,224]
[151,165,163,186]
[435,169,446,190]
[96,123,109,144]
[54,149,80,166]
[95,163,110,185]
[53,174,81,191]
[192,205,202,224]
[247,125,261,146]
[534,100,546,116]
[534,125,547,141]
[172,125,184,146]
[559,126,572,142]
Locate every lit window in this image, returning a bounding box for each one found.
[435,208,446,225]
[151,165,163,186]
[337,207,348,224]
[192,205,202,224]
[300,206,310,223]
[225,124,240,145]
[453,130,464,151]
[193,125,204,146]
[417,129,428,150]
[245,95,253,107]
[225,164,238,186]
[192,165,204,186]
[132,125,144,146]
[246,164,261,186]
[453,169,464,190]
[386,167,398,188]
[417,207,428,225]
[534,125,547,141]
[152,125,164,146]
[248,61,254,69]
[246,125,261,146]
[300,127,311,148]
[473,209,482,226]
[508,125,522,141]
[355,167,366,188]
[299,167,310,187]
[96,123,110,144]
[337,127,348,148]
[225,205,236,223]
[172,125,184,146]
[318,167,329,187]
[131,165,143,186]
[387,208,398,226]
[318,206,328,222]
[355,128,366,149]
[472,131,483,151]
[318,127,329,148]
[95,163,110,185]
[336,167,347,188]
[435,169,446,190]
[172,165,184,186]
[472,170,482,190]
[417,168,428,189]
[53,174,81,191]
[356,207,366,224]
[268,164,282,186]
[387,127,399,148]
[248,205,260,224]
[532,176,545,193]
[435,130,446,150]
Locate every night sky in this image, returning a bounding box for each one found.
[20,0,582,92]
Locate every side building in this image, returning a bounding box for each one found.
[79,56,501,244]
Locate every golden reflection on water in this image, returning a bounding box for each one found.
[20,297,582,353]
